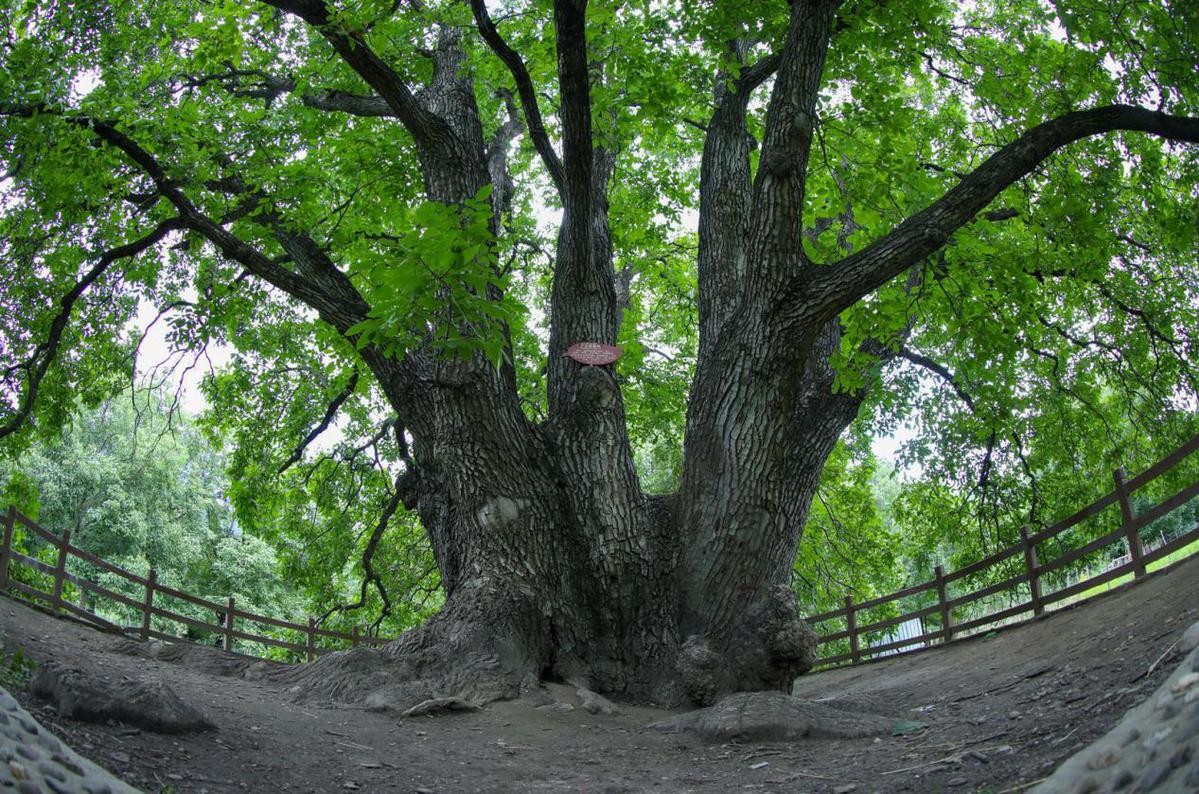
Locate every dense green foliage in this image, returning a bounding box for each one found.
[1,0,1197,639]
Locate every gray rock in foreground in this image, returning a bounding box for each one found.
[648,690,893,742]
[0,685,142,793]
[31,661,216,734]
[1031,620,1199,794]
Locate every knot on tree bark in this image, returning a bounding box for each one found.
[677,635,724,706]
[677,587,818,706]
[573,365,618,411]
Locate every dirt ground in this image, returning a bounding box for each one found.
[2,553,1198,794]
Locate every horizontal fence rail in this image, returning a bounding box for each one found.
[806,432,1199,669]
[0,506,391,663]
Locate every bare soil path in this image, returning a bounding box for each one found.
[2,553,1198,793]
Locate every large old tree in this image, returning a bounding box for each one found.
[2,0,1198,706]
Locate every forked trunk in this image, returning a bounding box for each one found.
[350,354,850,707]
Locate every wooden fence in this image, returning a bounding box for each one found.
[808,431,1199,667]
[0,507,389,661]
[2,431,1199,670]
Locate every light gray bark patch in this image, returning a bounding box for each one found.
[31,662,215,734]
[475,496,527,530]
[576,688,620,715]
[647,691,893,742]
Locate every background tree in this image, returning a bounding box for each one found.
[0,391,303,643]
[1,0,1197,707]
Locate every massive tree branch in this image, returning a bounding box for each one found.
[2,104,372,334]
[546,0,618,415]
[745,0,839,290]
[553,0,594,209]
[0,217,185,440]
[805,106,1199,322]
[469,0,566,195]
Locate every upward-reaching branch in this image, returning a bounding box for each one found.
[546,0,617,415]
[802,105,1199,324]
[553,0,594,212]
[696,46,783,355]
[470,0,566,196]
[744,0,840,290]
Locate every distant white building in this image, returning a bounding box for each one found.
[870,617,926,658]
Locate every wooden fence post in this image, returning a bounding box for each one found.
[1113,467,1147,578]
[51,529,71,610]
[935,565,952,644]
[844,595,860,665]
[0,506,16,593]
[306,618,316,662]
[1020,527,1044,616]
[141,569,157,641]
[351,625,360,649]
[224,597,236,653]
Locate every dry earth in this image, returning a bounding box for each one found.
[2,552,1198,793]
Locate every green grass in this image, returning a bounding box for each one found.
[1053,536,1199,607]
[0,646,36,692]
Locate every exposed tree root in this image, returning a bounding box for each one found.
[648,691,893,742]
[111,585,823,715]
[270,585,548,712]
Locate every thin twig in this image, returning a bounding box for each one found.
[742,749,785,762]
[882,744,1012,775]
[335,740,375,752]
[1051,726,1078,746]
[1137,638,1180,681]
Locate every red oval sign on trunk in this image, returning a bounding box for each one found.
[566,342,622,366]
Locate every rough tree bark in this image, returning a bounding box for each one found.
[5,0,1198,710]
